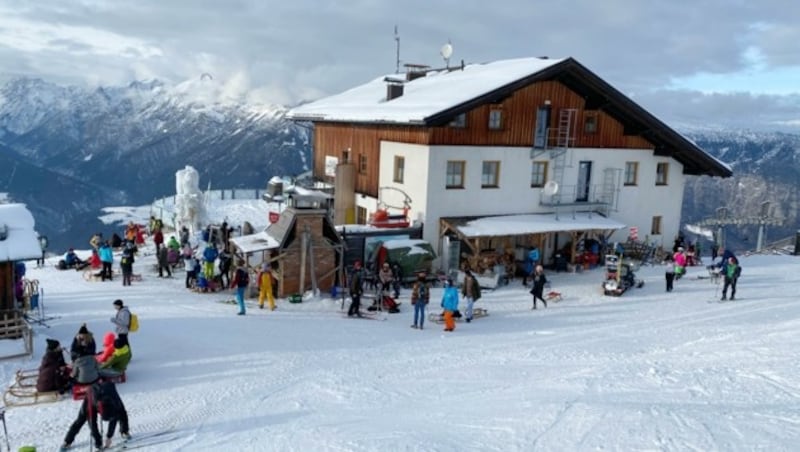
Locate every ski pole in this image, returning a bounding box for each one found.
[0,407,10,452]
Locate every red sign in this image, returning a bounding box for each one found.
[269,211,280,224]
[629,226,639,241]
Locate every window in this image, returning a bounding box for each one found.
[358,154,367,174]
[651,216,662,235]
[488,109,503,130]
[357,206,368,225]
[450,113,466,128]
[656,162,669,185]
[446,161,465,189]
[481,161,500,188]
[393,156,405,183]
[530,161,548,187]
[342,148,351,163]
[584,112,598,134]
[624,162,638,186]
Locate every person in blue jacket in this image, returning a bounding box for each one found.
[99,241,114,281]
[202,243,219,281]
[523,247,540,286]
[716,247,737,269]
[441,278,460,332]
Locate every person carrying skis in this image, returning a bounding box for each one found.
[529,265,548,309]
[410,272,430,329]
[720,257,741,301]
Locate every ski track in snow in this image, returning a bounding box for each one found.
[3,249,800,451]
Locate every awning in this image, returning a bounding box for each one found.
[229,231,280,254]
[0,204,42,261]
[454,212,626,238]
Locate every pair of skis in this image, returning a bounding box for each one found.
[61,429,181,451]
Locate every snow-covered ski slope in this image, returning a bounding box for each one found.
[3,248,799,451]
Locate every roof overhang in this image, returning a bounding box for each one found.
[446,212,626,239]
[0,204,41,261]
[229,231,280,254]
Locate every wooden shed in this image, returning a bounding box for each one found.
[0,204,41,357]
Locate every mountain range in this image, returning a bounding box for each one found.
[0,77,310,251]
[1,77,797,253]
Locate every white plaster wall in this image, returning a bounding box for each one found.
[373,142,686,265]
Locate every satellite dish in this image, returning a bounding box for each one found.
[440,42,453,60]
[543,180,559,196]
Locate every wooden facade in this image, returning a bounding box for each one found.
[273,209,341,297]
[312,80,656,199]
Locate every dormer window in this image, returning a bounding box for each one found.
[450,113,466,128]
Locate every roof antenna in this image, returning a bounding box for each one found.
[440,40,453,69]
[394,25,401,74]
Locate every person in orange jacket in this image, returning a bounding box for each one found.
[257,263,276,310]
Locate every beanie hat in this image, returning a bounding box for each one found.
[114,337,126,349]
[46,338,60,351]
[113,299,124,307]
[78,323,89,335]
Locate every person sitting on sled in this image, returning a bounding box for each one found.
[63,248,83,269]
[37,339,70,394]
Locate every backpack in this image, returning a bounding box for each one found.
[120,254,130,266]
[237,268,249,286]
[91,381,121,421]
[128,313,139,333]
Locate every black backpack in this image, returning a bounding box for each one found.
[237,268,249,285]
[91,381,121,421]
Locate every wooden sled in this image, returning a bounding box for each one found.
[83,270,141,282]
[545,291,563,303]
[428,308,488,324]
[3,385,61,407]
[3,369,63,407]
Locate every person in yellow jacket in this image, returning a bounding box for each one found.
[258,263,276,310]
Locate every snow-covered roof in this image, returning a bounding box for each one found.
[0,203,42,261]
[288,57,565,124]
[455,212,626,238]
[229,230,280,254]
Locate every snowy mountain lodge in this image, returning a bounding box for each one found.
[287,57,731,271]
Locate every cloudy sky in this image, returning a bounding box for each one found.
[1,0,800,130]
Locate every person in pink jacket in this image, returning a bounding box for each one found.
[673,247,688,280]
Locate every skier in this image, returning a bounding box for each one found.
[720,257,741,301]
[61,381,130,450]
[529,265,548,309]
[120,242,135,286]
